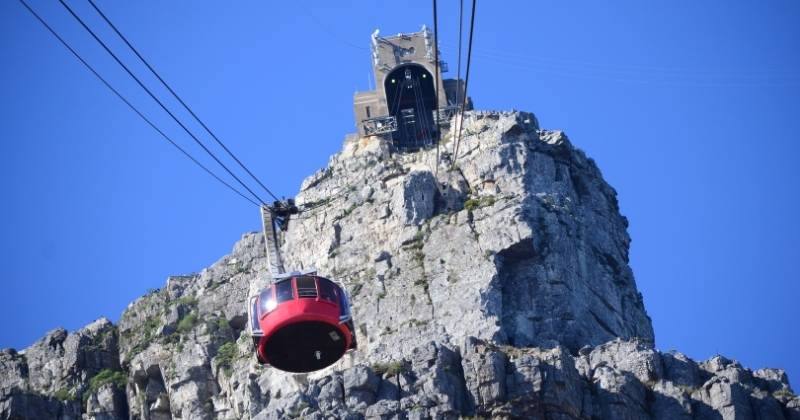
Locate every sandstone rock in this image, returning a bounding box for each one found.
[1,110,796,419]
[786,397,800,420]
[588,339,662,384]
[344,366,380,408]
[85,382,128,420]
[1,318,123,420]
[692,376,754,420]
[651,380,693,420]
[662,350,700,387]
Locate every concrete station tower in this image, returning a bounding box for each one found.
[353,26,471,151]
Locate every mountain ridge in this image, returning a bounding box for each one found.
[1,110,797,419]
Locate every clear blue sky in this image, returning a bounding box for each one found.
[1,1,798,382]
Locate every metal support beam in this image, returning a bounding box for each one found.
[261,205,285,277]
[249,205,286,342]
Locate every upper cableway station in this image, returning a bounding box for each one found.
[353,26,472,151]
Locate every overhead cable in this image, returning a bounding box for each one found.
[432,0,442,177]
[57,0,268,205]
[455,0,464,111]
[451,0,476,170]
[18,0,260,207]
[86,0,280,202]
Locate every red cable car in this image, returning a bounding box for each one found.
[249,272,357,373]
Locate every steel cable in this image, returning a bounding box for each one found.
[18,0,260,207]
[451,0,476,170]
[57,0,268,205]
[86,0,280,202]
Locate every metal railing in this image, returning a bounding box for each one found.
[362,115,398,136]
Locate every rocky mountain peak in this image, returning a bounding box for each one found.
[1,110,797,419]
[284,110,652,359]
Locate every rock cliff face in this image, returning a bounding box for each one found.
[2,111,797,419]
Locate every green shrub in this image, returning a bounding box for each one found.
[141,316,161,341]
[177,313,198,334]
[234,262,250,274]
[84,369,127,403]
[215,342,238,376]
[372,360,408,376]
[174,296,198,308]
[88,369,127,391]
[407,318,429,328]
[54,387,75,402]
[413,250,425,265]
[407,237,424,251]
[163,333,180,345]
[126,315,161,360]
[334,203,359,222]
[350,282,363,297]
[127,339,151,361]
[306,197,331,208]
[90,328,113,349]
[464,195,496,212]
[216,317,229,332]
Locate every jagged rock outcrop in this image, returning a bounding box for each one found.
[285,111,652,358]
[1,110,797,419]
[0,318,125,419]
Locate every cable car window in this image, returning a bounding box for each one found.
[275,280,294,303]
[296,276,318,298]
[338,284,351,319]
[259,287,277,314]
[318,278,338,303]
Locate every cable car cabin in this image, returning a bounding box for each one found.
[250,274,357,373]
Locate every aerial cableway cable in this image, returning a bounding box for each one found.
[17,0,260,208]
[454,0,464,112]
[86,0,279,203]
[56,0,268,206]
[432,0,441,176]
[445,0,464,169]
[451,0,476,170]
